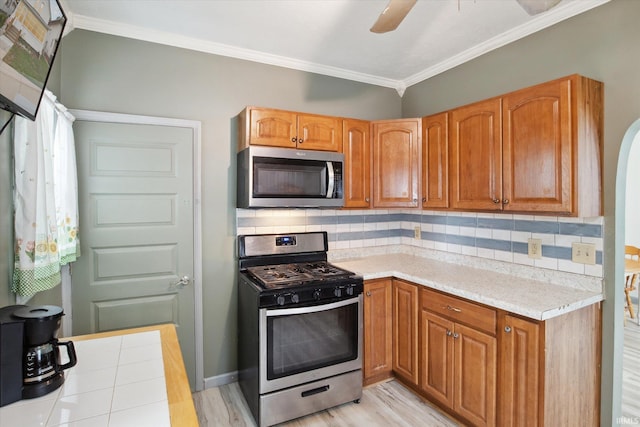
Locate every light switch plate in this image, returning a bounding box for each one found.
[528,238,542,259]
[414,226,421,240]
[572,242,596,265]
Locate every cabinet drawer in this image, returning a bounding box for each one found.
[420,289,496,335]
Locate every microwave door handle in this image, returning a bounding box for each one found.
[326,161,335,198]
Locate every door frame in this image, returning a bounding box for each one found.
[68,109,204,391]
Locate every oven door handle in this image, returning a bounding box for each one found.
[265,295,360,317]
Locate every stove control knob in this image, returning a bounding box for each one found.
[334,288,342,298]
[291,293,300,304]
[346,286,354,296]
[313,290,321,300]
[276,295,286,306]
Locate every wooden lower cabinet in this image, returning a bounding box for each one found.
[498,314,540,426]
[363,279,393,385]
[392,279,419,386]
[363,279,601,427]
[419,288,497,427]
[499,304,601,427]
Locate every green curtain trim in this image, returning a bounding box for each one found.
[12,265,62,297]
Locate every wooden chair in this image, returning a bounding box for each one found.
[624,245,640,321]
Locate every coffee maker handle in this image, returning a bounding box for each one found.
[57,341,77,371]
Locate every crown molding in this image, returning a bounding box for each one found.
[68,13,404,93]
[402,0,610,88]
[64,0,609,97]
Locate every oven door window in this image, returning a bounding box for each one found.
[266,302,358,380]
[253,157,327,198]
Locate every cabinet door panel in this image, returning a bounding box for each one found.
[363,279,392,384]
[420,309,455,409]
[454,323,497,427]
[343,119,371,208]
[422,112,449,208]
[392,280,419,385]
[449,99,502,210]
[298,114,342,152]
[373,120,420,208]
[502,78,572,213]
[499,314,540,427]
[249,108,297,148]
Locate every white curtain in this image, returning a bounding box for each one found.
[12,90,79,297]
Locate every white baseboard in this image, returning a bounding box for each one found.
[203,371,238,389]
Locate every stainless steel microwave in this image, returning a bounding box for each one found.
[237,146,344,208]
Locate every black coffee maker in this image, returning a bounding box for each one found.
[0,305,77,406]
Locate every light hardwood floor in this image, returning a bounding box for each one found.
[623,320,640,419]
[193,379,460,426]
[193,322,640,426]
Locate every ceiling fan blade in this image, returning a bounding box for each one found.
[370,0,417,33]
[515,0,562,15]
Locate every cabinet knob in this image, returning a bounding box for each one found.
[446,330,452,337]
[413,198,418,205]
[365,198,370,203]
[422,197,427,203]
[453,332,459,339]
[291,137,298,143]
[503,199,510,204]
[366,291,371,297]
[299,139,304,143]
[505,326,512,333]
[492,198,500,204]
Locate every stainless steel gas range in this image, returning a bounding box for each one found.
[237,232,363,427]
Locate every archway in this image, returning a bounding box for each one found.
[609,119,640,424]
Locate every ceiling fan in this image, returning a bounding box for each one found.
[370,0,563,33]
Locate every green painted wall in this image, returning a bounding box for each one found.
[0,111,14,307]
[57,29,401,382]
[403,0,639,423]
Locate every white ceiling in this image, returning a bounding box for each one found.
[60,0,609,95]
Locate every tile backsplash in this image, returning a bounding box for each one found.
[236,209,604,278]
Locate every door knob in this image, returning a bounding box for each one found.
[172,275,190,289]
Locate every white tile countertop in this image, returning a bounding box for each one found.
[0,331,170,427]
[332,251,604,321]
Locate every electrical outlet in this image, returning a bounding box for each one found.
[572,242,596,265]
[414,226,421,240]
[528,238,542,259]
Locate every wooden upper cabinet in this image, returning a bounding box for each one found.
[372,119,421,208]
[343,119,371,208]
[237,107,342,152]
[449,98,503,211]
[446,74,602,216]
[297,113,343,152]
[503,75,602,216]
[422,112,449,209]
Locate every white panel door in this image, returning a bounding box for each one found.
[72,120,196,388]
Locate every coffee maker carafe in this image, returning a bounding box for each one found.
[12,305,77,399]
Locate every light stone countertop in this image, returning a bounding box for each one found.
[332,252,604,321]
